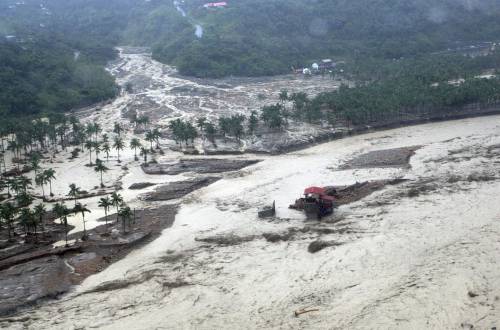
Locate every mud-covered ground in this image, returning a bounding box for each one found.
[0,204,177,316]
[141,158,261,175]
[103,47,345,154]
[2,116,500,329]
[340,146,421,169]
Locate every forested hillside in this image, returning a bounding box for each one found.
[3,0,500,78]
[152,0,500,77]
[0,38,117,118]
[2,0,500,118]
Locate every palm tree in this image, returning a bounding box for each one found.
[43,168,56,196]
[34,203,46,238]
[113,137,125,163]
[113,123,123,137]
[279,89,289,105]
[53,203,70,246]
[10,178,22,197]
[19,208,34,237]
[0,202,16,241]
[93,141,102,161]
[0,152,6,175]
[118,205,132,233]
[110,192,123,223]
[0,178,7,197]
[140,147,149,164]
[98,196,112,228]
[94,160,109,188]
[73,203,91,240]
[35,173,46,199]
[196,117,207,132]
[130,138,141,161]
[152,128,161,149]
[16,191,34,207]
[68,183,82,206]
[145,130,154,151]
[30,154,41,175]
[5,178,14,198]
[84,139,93,165]
[93,122,102,141]
[102,142,111,162]
[16,176,32,194]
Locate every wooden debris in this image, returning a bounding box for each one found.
[294,308,319,317]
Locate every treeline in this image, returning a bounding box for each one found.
[344,51,500,83]
[318,77,500,126]
[5,0,500,79]
[165,71,500,143]
[0,38,118,118]
[0,113,148,245]
[152,0,500,77]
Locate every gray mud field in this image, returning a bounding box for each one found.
[141,158,260,175]
[142,177,220,201]
[0,204,178,317]
[340,146,421,169]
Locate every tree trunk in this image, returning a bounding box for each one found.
[64,220,68,246]
[82,215,87,238]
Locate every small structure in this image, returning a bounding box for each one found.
[204,2,227,8]
[319,59,336,70]
[290,187,335,219]
[258,201,276,218]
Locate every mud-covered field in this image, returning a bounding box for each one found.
[103,47,346,154]
[340,146,421,169]
[2,115,500,329]
[0,204,177,316]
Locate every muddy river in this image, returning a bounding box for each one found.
[2,114,500,329]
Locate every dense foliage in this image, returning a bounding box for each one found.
[4,0,500,78]
[2,0,500,119]
[268,52,500,127]
[152,0,500,77]
[0,38,118,117]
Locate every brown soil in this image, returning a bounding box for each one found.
[141,158,260,175]
[308,240,343,253]
[129,182,157,190]
[0,204,178,316]
[330,179,408,206]
[143,177,220,201]
[340,146,421,170]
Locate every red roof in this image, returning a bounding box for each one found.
[304,187,325,195]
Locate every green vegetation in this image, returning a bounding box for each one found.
[0,38,118,118]
[4,0,500,82]
[152,0,500,77]
[0,112,145,246]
